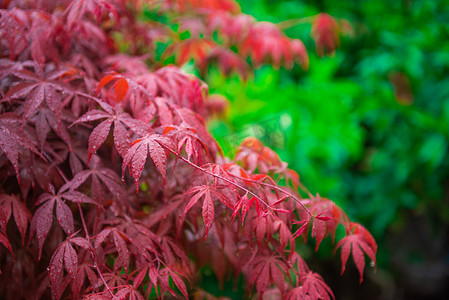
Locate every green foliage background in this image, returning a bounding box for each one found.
[204,0,449,298]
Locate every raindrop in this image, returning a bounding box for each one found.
[370,261,375,267]
[47,267,50,271]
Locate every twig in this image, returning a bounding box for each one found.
[277,16,315,30]
[227,172,313,217]
[78,203,114,297]
[163,146,271,208]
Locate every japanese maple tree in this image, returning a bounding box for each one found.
[0,0,375,299]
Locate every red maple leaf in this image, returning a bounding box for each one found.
[70,259,98,299]
[298,271,334,300]
[102,271,128,290]
[96,72,130,103]
[154,96,174,125]
[0,193,31,244]
[248,254,289,297]
[94,227,131,271]
[29,107,73,151]
[164,125,210,163]
[133,264,188,299]
[311,13,341,57]
[240,22,308,69]
[231,193,254,223]
[62,160,125,203]
[30,185,96,259]
[113,285,145,300]
[72,102,149,162]
[309,197,342,250]
[3,68,72,123]
[122,133,174,188]
[235,137,282,174]
[207,11,254,44]
[164,38,217,66]
[336,222,377,283]
[0,10,28,60]
[48,238,80,300]
[0,112,39,180]
[64,0,117,28]
[181,185,215,238]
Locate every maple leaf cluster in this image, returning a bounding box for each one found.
[158,2,353,76]
[0,0,375,299]
[151,0,309,78]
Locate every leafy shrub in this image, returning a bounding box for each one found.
[0,0,376,299]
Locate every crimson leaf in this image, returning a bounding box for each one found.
[248,254,289,297]
[336,222,377,283]
[0,113,39,180]
[48,239,79,300]
[3,69,72,123]
[72,105,148,163]
[0,193,31,244]
[181,185,218,238]
[61,163,125,203]
[31,186,95,259]
[94,227,131,272]
[299,271,334,300]
[122,133,174,188]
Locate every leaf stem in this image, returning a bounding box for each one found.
[221,171,313,217]
[163,146,270,208]
[78,203,113,297]
[277,16,315,30]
